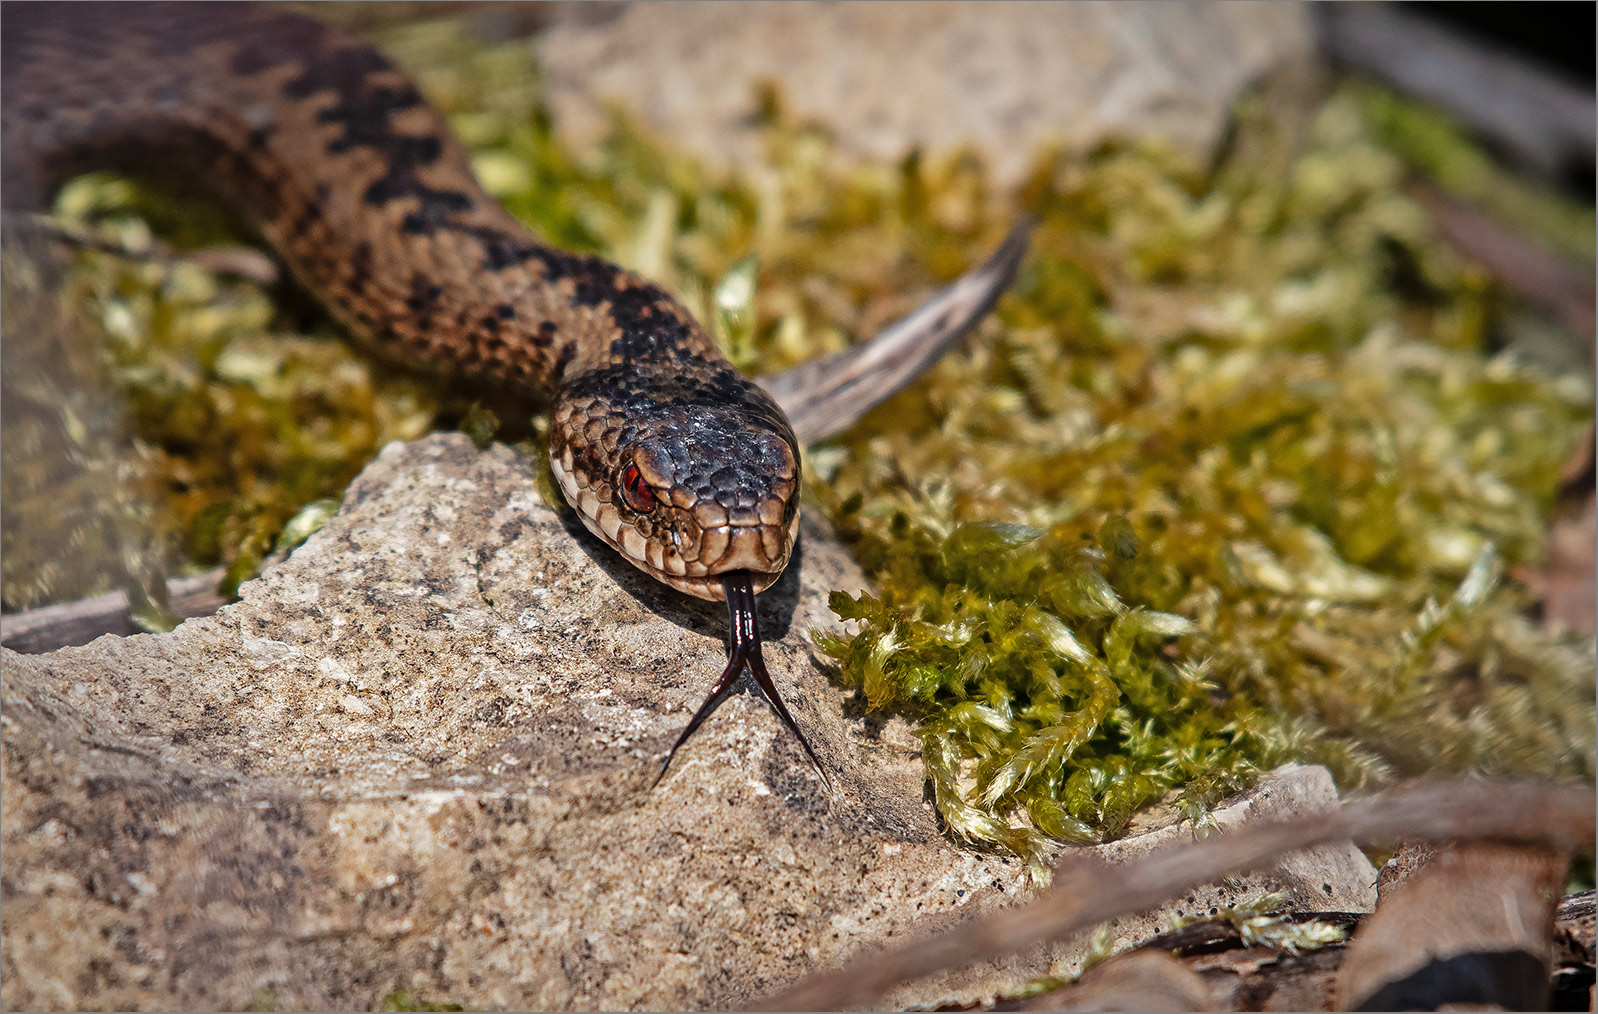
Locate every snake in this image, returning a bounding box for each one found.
[2,2,1028,785]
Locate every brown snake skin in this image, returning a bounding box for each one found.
[3,0,800,603]
[3,0,825,780]
[3,2,1031,784]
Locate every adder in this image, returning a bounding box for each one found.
[1,2,1029,786]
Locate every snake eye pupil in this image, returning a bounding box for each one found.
[621,462,656,513]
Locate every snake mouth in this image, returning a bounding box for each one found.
[588,521,795,601]
[597,519,797,601]
[550,456,796,601]
[651,567,785,602]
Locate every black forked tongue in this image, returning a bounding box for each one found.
[653,571,833,791]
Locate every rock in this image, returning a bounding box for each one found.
[536,1,1317,189]
[1,435,1374,1010]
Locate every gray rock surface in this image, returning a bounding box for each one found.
[2,435,1374,1010]
[537,1,1316,188]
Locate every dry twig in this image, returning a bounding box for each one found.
[753,778,1595,1011]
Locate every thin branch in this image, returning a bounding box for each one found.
[2,211,280,285]
[1318,4,1594,178]
[752,778,1595,1011]
[1409,182,1595,355]
[1,566,230,653]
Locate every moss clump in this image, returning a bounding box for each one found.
[1168,892,1348,956]
[379,989,463,1012]
[5,13,1591,868]
[807,97,1593,864]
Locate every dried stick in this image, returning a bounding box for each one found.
[1,566,230,653]
[1318,5,1594,178]
[1409,183,1596,355]
[753,778,1595,1011]
[3,211,280,285]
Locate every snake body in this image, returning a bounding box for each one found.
[3,3,1029,782]
[3,1,800,604]
[3,1,818,777]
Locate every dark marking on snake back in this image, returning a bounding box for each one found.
[4,0,826,788]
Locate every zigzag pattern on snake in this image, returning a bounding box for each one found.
[3,2,1029,784]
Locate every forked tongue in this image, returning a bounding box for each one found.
[652,571,832,791]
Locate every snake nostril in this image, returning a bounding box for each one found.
[672,523,702,561]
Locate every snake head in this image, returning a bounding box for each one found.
[549,364,801,601]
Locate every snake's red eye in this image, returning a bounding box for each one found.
[620,462,657,513]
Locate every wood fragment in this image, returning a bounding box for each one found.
[1555,890,1596,968]
[1334,843,1567,1011]
[1,566,230,653]
[750,779,1595,1011]
[1318,4,1595,178]
[1193,945,1344,1013]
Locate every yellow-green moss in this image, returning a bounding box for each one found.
[3,14,1591,868]
[1167,892,1348,956]
[379,988,463,1013]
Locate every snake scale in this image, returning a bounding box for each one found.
[2,2,1027,784]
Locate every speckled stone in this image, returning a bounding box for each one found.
[536,1,1317,189]
[0,435,1373,1010]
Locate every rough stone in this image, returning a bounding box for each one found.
[1,436,1375,1010]
[536,1,1317,189]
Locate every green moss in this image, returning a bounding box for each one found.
[459,403,502,452]
[4,14,1591,869]
[1168,892,1348,956]
[802,93,1592,866]
[379,988,463,1013]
